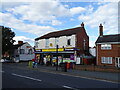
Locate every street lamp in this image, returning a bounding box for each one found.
[56,45,58,71]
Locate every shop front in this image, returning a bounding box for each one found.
[34,48,79,65]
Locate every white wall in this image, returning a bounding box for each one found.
[89,48,96,57]
[49,38,56,48]
[38,39,46,49]
[17,42,35,61]
[58,36,67,48]
[37,34,76,49]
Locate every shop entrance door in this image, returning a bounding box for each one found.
[115,57,120,68]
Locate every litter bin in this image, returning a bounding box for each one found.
[28,61,32,68]
[60,63,67,72]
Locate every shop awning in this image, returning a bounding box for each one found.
[34,51,74,54]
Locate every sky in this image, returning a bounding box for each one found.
[0,0,119,47]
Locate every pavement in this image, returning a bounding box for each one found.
[26,62,120,83]
[3,62,120,83]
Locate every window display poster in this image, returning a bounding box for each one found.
[70,54,74,60]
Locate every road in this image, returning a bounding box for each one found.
[2,63,119,89]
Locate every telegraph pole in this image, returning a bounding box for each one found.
[56,45,58,71]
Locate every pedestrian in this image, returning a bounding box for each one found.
[32,58,35,68]
[34,56,38,68]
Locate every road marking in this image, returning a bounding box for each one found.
[57,73,118,84]
[72,75,119,84]
[12,73,42,82]
[63,85,78,90]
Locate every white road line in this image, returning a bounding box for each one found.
[73,75,118,84]
[59,73,118,84]
[63,85,73,89]
[12,73,42,82]
[63,85,78,90]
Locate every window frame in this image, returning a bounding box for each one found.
[20,49,25,54]
[28,49,32,54]
[101,44,112,50]
[101,57,112,64]
[46,39,49,48]
[67,39,71,46]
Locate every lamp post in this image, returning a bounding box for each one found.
[56,45,58,71]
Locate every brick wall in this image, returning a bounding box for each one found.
[75,65,120,73]
[76,28,89,55]
[96,44,120,67]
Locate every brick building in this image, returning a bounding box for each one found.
[95,24,120,67]
[34,22,89,65]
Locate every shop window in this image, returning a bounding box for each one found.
[20,49,25,54]
[67,39,71,46]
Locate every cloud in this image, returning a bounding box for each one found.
[89,35,98,47]
[51,20,62,26]
[70,7,86,15]
[79,2,118,35]
[6,1,69,23]
[0,12,57,36]
[1,0,119,2]
[13,36,34,45]
[5,1,86,24]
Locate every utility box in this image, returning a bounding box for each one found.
[60,63,67,72]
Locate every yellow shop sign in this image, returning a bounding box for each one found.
[42,48,64,52]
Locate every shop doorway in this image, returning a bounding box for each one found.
[115,57,120,68]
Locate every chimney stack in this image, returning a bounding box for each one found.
[81,22,84,27]
[18,41,23,44]
[99,24,103,36]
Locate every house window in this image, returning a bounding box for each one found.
[35,41,38,48]
[101,57,112,64]
[101,44,112,50]
[20,49,25,54]
[46,39,49,48]
[28,49,32,54]
[55,38,59,45]
[67,39,71,46]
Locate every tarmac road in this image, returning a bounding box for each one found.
[2,63,120,89]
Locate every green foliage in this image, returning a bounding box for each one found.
[1,26,15,56]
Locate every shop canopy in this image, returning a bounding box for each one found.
[34,51,74,54]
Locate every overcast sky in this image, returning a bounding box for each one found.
[1,0,119,47]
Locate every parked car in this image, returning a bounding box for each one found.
[0,58,13,63]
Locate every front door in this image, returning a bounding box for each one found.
[115,58,120,68]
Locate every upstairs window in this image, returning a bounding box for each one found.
[20,49,25,54]
[35,41,38,48]
[55,38,59,45]
[67,39,71,46]
[101,44,112,50]
[28,49,32,54]
[46,39,49,48]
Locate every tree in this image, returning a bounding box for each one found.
[1,26,15,59]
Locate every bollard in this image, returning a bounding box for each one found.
[64,62,67,72]
[28,61,32,68]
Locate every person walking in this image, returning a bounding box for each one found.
[32,58,35,68]
[34,56,38,68]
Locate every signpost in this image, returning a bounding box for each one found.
[56,45,58,71]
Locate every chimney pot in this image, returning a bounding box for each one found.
[81,22,84,27]
[18,41,23,44]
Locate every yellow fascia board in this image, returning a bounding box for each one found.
[42,48,64,52]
